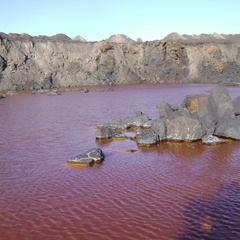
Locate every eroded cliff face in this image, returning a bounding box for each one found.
[0,33,239,91]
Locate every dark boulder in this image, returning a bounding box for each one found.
[122,111,150,127]
[232,96,240,115]
[182,94,209,117]
[150,119,166,141]
[182,94,216,134]
[168,106,190,119]
[156,101,173,118]
[67,148,105,165]
[95,127,127,139]
[209,86,235,120]
[95,127,116,139]
[135,129,159,146]
[166,115,206,141]
[214,118,240,140]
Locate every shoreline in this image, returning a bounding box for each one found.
[1,81,240,97]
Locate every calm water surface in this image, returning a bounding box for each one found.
[0,84,240,240]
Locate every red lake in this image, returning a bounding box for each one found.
[0,84,240,240]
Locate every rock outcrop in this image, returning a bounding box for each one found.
[0,32,240,91]
[96,86,240,146]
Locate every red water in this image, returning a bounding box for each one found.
[0,84,240,240]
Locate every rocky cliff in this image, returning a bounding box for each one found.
[0,32,240,91]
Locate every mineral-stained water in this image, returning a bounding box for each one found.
[0,84,240,240]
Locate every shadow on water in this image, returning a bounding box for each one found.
[177,181,240,240]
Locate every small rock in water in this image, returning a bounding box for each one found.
[6,90,19,96]
[201,135,227,145]
[79,88,89,93]
[47,90,61,96]
[67,148,105,166]
[0,93,6,99]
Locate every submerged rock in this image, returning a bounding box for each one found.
[67,148,105,165]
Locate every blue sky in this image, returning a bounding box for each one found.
[1,0,239,41]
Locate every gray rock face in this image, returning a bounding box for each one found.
[214,118,240,140]
[122,112,150,127]
[232,96,240,115]
[67,148,105,165]
[95,127,116,139]
[1,33,240,91]
[136,129,159,145]
[150,119,166,141]
[182,94,216,134]
[209,86,235,120]
[166,115,206,141]
[182,94,209,117]
[156,101,173,118]
[95,127,127,139]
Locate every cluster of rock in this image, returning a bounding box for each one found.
[95,86,240,147]
[67,86,239,166]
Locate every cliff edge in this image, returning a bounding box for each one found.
[0,32,239,91]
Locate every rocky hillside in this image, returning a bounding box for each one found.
[0,32,240,91]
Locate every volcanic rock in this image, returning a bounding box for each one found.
[232,96,240,115]
[214,118,240,140]
[67,148,105,165]
[166,115,206,141]
[136,129,159,146]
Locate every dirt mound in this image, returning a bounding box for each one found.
[106,34,135,43]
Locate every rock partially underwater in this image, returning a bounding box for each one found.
[95,86,240,146]
[67,148,105,166]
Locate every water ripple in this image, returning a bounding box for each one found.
[0,85,240,239]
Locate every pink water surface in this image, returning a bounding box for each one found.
[0,84,240,240]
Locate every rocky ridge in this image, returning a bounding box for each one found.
[0,32,240,92]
